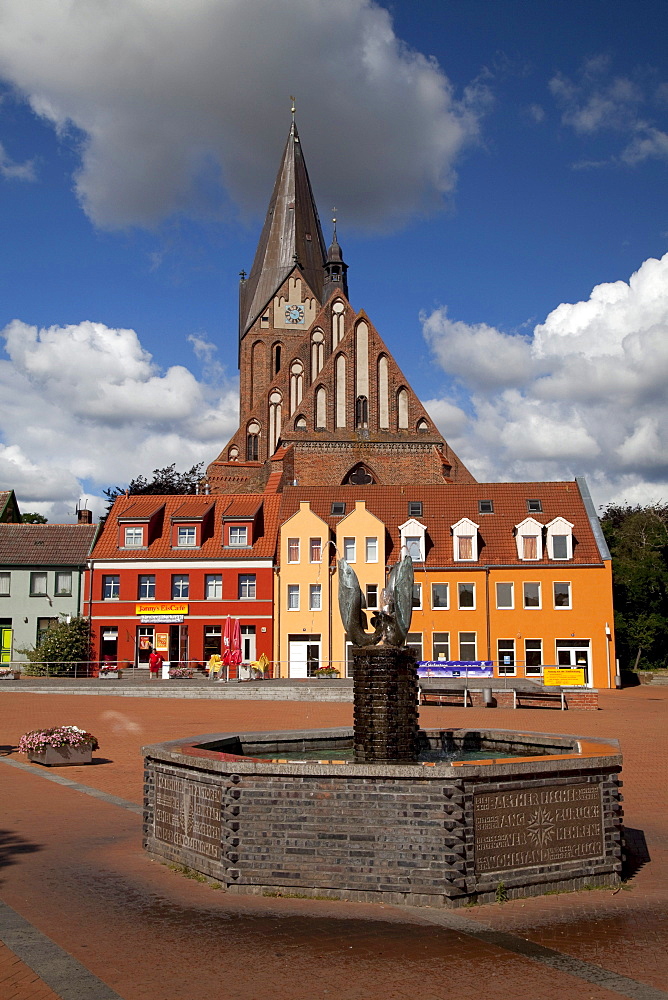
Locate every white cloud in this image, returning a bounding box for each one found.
[422,252,668,507]
[0,319,239,520]
[0,0,481,232]
[0,139,36,180]
[549,56,668,167]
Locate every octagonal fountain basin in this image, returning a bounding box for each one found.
[143,727,623,907]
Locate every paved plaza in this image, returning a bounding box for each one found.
[0,685,667,1000]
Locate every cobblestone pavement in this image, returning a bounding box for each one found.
[0,686,666,1000]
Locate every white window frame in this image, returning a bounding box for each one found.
[431,583,449,609]
[451,517,479,561]
[457,582,476,610]
[124,526,144,548]
[524,638,543,675]
[553,581,572,609]
[229,525,248,547]
[515,517,543,560]
[171,574,189,600]
[365,583,379,609]
[398,518,425,562]
[459,632,477,660]
[546,517,574,560]
[309,584,322,611]
[287,584,300,610]
[365,537,378,563]
[177,526,197,547]
[102,574,120,600]
[497,638,516,674]
[137,574,155,600]
[432,631,449,660]
[523,581,541,609]
[495,582,514,609]
[343,537,356,563]
[309,538,322,563]
[205,574,222,600]
[238,574,256,600]
[287,537,300,563]
[412,583,422,609]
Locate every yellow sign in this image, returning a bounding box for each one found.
[543,667,586,687]
[155,632,169,652]
[135,603,188,615]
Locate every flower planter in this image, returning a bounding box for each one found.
[0,671,20,680]
[28,744,93,766]
[99,671,121,679]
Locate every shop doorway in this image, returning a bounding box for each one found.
[555,639,591,684]
[100,627,118,665]
[169,624,189,666]
[288,634,321,678]
[137,626,154,665]
[241,625,256,663]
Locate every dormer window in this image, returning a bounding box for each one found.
[546,517,574,560]
[399,518,426,562]
[176,526,197,547]
[527,499,543,513]
[408,501,423,517]
[515,518,543,560]
[452,518,479,561]
[124,526,144,548]
[229,526,248,547]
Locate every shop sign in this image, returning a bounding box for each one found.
[543,667,586,687]
[136,603,188,615]
[155,633,169,652]
[140,615,184,624]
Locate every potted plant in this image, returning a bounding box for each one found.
[99,663,122,679]
[169,667,195,679]
[18,725,99,766]
[0,667,20,680]
[312,666,340,678]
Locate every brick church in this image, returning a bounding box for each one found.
[205,116,474,495]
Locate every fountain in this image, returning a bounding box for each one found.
[143,555,623,906]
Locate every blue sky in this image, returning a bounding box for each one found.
[0,0,666,519]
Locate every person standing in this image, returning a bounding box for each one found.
[148,650,164,680]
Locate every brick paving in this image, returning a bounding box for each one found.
[0,685,666,1000]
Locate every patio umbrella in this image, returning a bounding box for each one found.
[230,618,242,666]
[222,616,233,666]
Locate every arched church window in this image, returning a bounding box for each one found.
[315,386,327,429]
[294,415,307,430]
[273,343,282,376]
[228,445,239,461]
[417,418,429,432]
[335,354,346,428]
[332,300,345,349]
[377,355,389,429]
[311,329,324,381]
[397,388,409,430]
[269,391,282,454]
[246,420,260,462]
[290,360,304,414]
[355,395,369,429]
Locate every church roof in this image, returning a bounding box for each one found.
[239,121,327,340]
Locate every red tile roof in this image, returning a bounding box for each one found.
[92,494,280,561]
[0,523,98,565]
[117,498,166,520]
[221,498,264,519]
[171,499,215,519]
[277,482,605,567]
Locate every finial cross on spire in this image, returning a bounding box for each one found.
[290,95,296,117]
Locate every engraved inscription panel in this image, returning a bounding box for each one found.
[154,771,222,860]
[474,782,603,874]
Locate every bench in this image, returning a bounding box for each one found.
[513,688,566,710]
[419,686,472,707]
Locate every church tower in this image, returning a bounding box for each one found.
[206,117,475,494]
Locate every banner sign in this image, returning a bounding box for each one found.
[136,603,188,615]
[417,661,494,678]
[155,632,169,652]
[543,667,586,687]
[140,615,184,624]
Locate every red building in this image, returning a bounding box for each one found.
[86,494,279,673]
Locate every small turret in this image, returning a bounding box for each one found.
[323,213,349,301]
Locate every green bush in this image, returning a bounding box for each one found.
[19,616,91,676]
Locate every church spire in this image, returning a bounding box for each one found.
[238,115,327,342]
[323,210,349,301]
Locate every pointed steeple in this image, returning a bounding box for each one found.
[323,212,349,301]
[239,119,327,342]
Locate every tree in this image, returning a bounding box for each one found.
[600,503,668,671]
[103,463,204,515]
[20,616,92,676]
[21,512,48,523]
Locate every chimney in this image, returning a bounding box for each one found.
[78,508,93,525]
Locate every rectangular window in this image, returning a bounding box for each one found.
[458,583,475,609]
[171,574,189,599]
[497,638,516,674]
[205,574,222,600]
[527,499,542,513]
[412,583,422,609]
[495,582,513,609]
[432,632,449,660]
[177,526,197,547]
[366,584,379,609]
[457,536,474,560]
[551,535,569,559]
[522,535,539,560]
[287,584,300,610]
[525,639,542,675]
[523,582,541,608]
[124,526,144,547]
[36,617,58,644]
[343,537,356,562]
[102,574,120,600]
[55,571,72,596]
[331,502,346,516]
[478,499,494,514]
[229,526,248,547]
[309,538,322,563]
[408,501,423,517]
[238,574,256,599]
[309,584,322,610]
[553,581,571,608]
[30,571,48,596]
[0,572,10,596]
[405,536,423,561]
[287,538,300,562]
[431,583,449,609]
[459,632,477,660]
[406,632,423,660]
[137,574,155,600]
[365,537,378,562]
